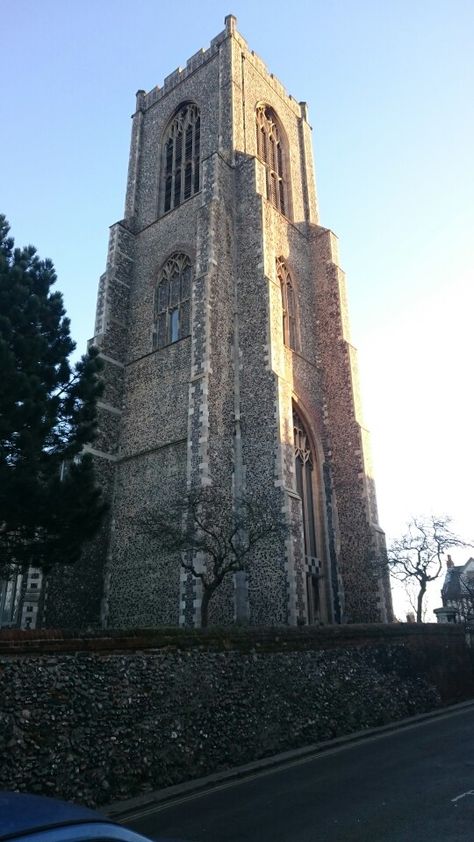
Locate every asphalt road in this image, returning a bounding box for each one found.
[124,707,474,842]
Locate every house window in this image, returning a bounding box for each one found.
[162,103,200,214]
[277,258,296,350]
[256,105,287,215]
[154,253,191,349]
[294,409,323,623]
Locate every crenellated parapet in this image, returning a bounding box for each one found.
[133,15,305,122]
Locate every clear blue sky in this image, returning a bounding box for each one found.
[3,0,473,617]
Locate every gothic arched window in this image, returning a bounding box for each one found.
[277,258,296,350]
[294,409,323,623]
[153,253,191,349]
[162,103,201,214]
[256,105,287,215]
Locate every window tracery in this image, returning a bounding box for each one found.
[256,105,287,215]
[293,410,317,558]
[162,104,200,214]
[277,258,296,350]
[294,409,323,622]
[153,253,191,349]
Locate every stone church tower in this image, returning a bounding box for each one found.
[46,16,392,628]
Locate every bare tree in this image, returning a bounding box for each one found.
[386,516,471,622]
[401,577,429,623]
[140,485,289,627]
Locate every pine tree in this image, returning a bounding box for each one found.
[0,215,106,576]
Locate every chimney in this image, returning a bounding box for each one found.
[446,554,454,569]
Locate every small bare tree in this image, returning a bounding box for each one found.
[140,485,289,627]
[401,577,429,623]
[386,515,471,623]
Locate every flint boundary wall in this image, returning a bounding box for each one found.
[0,624,472,808]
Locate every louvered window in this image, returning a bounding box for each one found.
[153,254,191,349]
[162,104,201,214]
[256,105,287,215]
[277,258,296,350]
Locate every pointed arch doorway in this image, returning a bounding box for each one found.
[293,408,330,624]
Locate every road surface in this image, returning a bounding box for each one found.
[124,706,474,841]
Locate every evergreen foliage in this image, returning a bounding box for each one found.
[0,215,106,575]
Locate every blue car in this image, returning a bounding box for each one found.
[0,792,169,842]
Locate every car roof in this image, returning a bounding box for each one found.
[0,792,102,839]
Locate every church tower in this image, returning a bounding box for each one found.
[46,16,392,628]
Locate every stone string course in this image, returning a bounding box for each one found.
[1,626,472,809]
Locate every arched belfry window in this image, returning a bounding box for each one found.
[294,409,324,623]
[277,258,296,350]
[256,105,287,215]
[162,103,200,214]
[153,253,191,349]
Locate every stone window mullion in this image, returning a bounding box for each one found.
[161,104,201,215]
[166,268,171,344]
[190,121,195,201]
[194,115,200,193]
[281,280,287,345]
[293,409,323,625]
[154,254,192,350]
[277,257,296,351]
[171,130,177,212]
[179,127,185,205]
[256,105,288,217]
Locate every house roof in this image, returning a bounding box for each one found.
[442,566,464,601]
[441,558,474,603]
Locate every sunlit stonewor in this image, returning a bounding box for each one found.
[45,16,393,629]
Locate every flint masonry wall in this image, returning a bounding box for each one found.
[1,625,472,808]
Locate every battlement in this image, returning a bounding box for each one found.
[242,44,303,118]
[135,14,305,121]
[135,17,231,113]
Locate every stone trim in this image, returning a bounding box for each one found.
[82,446,118,462]
[119,438,188,465]
[97,401,122,416]
[96,353,125,369]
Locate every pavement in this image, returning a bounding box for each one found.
[103,700,474,841]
